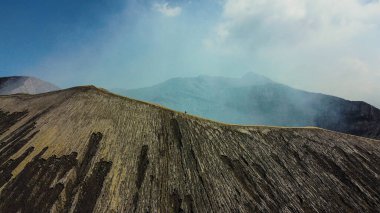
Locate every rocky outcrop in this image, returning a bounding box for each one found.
[0,76,59,95]
[315,97,380,140]
[0,86,379,212]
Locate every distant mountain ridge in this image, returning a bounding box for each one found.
[116,73,380,140]
[0,76,59,95]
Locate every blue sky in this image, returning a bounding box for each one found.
[1,0,380,107]
[0,0,125,72]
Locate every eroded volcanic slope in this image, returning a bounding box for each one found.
[0,86,379,212]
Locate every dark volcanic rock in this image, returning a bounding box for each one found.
[0,86,379,212]
[0,76,59,95]
[314,98,380,140]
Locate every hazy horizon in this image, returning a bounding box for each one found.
[1,0,380,107]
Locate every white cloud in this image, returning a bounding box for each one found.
[153,2,182,17]
[214,0,380,47]
[206,0,380,107]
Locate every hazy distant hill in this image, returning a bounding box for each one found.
[0,76,59,95]
[0,86,379,212]
[116,73,380,139]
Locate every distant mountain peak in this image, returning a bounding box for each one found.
[238,72,273,85]
[184,72,273,87]
[241,71,270,80]
[0,76,59,95]
[117,73,380,140]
